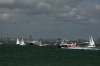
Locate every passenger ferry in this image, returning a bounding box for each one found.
[58,39,80,49]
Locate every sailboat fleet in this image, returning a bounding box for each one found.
[57,36,96,49]
[16,36,26,46]
[16,37,47,46]
[3,30,97,49]
[15,35,98,50]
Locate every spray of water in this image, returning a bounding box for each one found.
[64,46,100,50]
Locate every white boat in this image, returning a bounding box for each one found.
[29,40,39,45]
[39,38,46,46]
[16,38,20,45]
[20,36,26,46]
[87,36,96,47]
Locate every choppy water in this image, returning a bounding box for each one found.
[0,43,100,66]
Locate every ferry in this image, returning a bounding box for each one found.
[58,43,79,49]
[58,39,80,49]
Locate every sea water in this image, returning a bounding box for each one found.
[0,43,100,66]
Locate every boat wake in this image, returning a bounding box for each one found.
[66,47,83,49]
[82,47,100,50]
[63,47,100,50]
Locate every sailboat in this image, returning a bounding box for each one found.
[16,38,20,45]
[39,38,46,46]
[87,36,96,47]
[54,40,58,45]
[20,36,26,46]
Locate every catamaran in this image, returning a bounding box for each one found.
[16,38,20,45]
[20,36,26,46]
[87,36,96,47]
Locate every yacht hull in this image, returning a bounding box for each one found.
[87,46,96,48]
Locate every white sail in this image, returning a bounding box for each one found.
[89,37,91,45]
[54,40,58,45]
[91,36,95,45]
[88,36,95,47]
[20,36,26,46]
[16,38,20,45]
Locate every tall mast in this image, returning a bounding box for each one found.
[30,36,32,41]
[6,30,8,43]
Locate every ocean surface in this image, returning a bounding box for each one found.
[0,43,100,66]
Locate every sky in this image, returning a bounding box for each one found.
[0,0,100,40]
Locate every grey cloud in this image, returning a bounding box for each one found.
[0,0,100,39]
[96,4,100,10]
[0,0,14,4]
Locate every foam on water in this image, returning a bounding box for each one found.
[82,47,100,50]
[63,47,100,50]
[68,47,83,49]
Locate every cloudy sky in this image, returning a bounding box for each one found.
[0,0,100,40]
